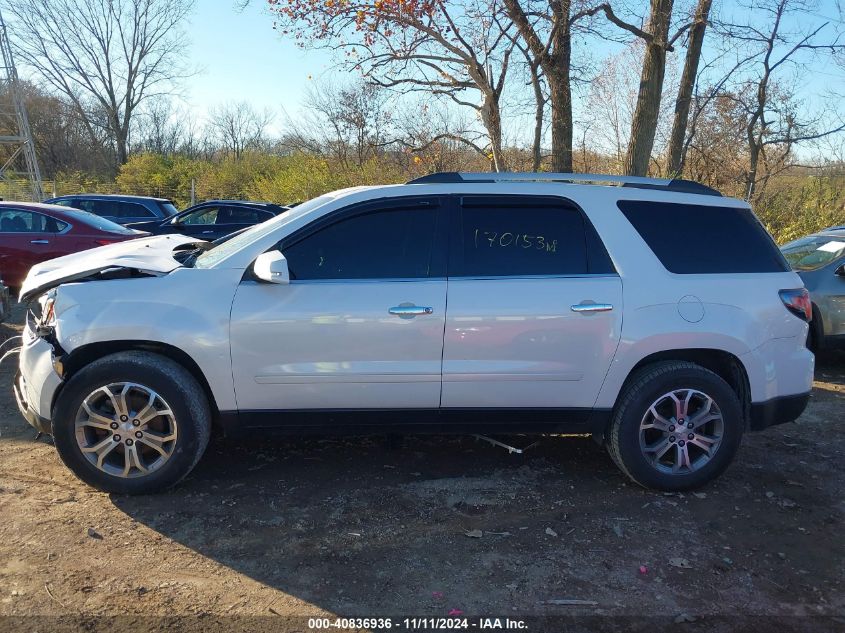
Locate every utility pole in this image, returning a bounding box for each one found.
[0,9,43,201]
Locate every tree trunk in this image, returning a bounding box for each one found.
[548,76,573,172]
[667,0,712,176]
[502,0,573,172]
[528,62,544,171]
[549,1,573,172]
[480,92,507,172]
[624,0,674,176]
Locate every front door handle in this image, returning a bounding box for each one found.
[389,305,434,317]
[30,240,49,245]
[571,303,614,313]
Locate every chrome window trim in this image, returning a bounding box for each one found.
[283,273,619,284]
[287,277,447,285]
[449,273,620,281]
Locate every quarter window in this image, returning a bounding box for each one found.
[283,202,440,280]
[453,196,591,276]
[618,201,789,274]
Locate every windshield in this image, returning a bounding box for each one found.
[781,235,845,271]
[194,195,334,268]
[60,208,137,234]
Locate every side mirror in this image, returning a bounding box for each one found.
[253,251,290,284]
[835,264,845,277]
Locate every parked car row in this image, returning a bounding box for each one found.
[0,195,289,293]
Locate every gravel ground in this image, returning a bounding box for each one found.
[0,305,843,632]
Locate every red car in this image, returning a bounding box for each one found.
[0,201,147,290]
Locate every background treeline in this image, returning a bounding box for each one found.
[1,0,844,243]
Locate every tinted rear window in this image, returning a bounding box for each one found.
[58,208,136,234]
[618,201,789,274]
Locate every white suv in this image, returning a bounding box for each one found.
[15,173,815,494]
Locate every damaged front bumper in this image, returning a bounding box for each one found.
[14,370,51,435]
[16,325,64,435]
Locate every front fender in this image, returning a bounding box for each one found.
[53,267,242,411]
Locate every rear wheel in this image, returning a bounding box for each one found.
[52,352,211,494]
[607,361,743,491]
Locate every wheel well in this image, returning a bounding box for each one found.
[58,341,220,419]
[626,349,752,425]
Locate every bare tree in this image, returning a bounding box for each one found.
[209,101,273,159]
[667,0,712,175]
[269,0,515,171]
[4,0,194,170]
[594,0,688,176]
[718,0,845,199]
[502,0,601,172]
[136,97,187,156]
[284,81,393,169]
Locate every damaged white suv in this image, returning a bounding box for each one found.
[16,173,814,494]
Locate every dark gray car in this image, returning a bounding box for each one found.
[45,194,177,226]
[781,229,845,350]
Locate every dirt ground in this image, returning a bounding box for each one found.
[0,304,843,633]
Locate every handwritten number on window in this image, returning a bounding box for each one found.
[474,229,557,253]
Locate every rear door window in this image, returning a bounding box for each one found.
[216,207,271,224]
[618,200,789,274]
[450,195,612,277]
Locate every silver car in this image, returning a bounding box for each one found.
[781,229,845,350]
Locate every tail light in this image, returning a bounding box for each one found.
[779,288,812,321]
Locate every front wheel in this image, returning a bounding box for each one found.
[606,361,743,491]
[52,351,211,494]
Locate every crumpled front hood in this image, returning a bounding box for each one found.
[20,234,202,303]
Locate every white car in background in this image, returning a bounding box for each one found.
[15,173,814,494]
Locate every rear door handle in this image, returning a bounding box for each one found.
[30,240,49,245]
[389,305,434,317]
[571,303,613,313]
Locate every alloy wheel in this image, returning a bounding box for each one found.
[638,388,724,474]
[74,382,178,478]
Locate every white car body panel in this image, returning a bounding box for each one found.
[16,180,814,436]
[230,279,447,409]
[441,276,623,408]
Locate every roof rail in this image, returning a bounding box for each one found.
[406,172,722,197]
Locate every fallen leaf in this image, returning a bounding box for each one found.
[669,557,693,569]
[464,529,483,538]
[545,527,558,537]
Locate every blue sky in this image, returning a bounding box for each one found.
[183,0,844,145]
[183,0,333,129]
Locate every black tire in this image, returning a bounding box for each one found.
[606,361,743,491]
[52,351,211,495]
